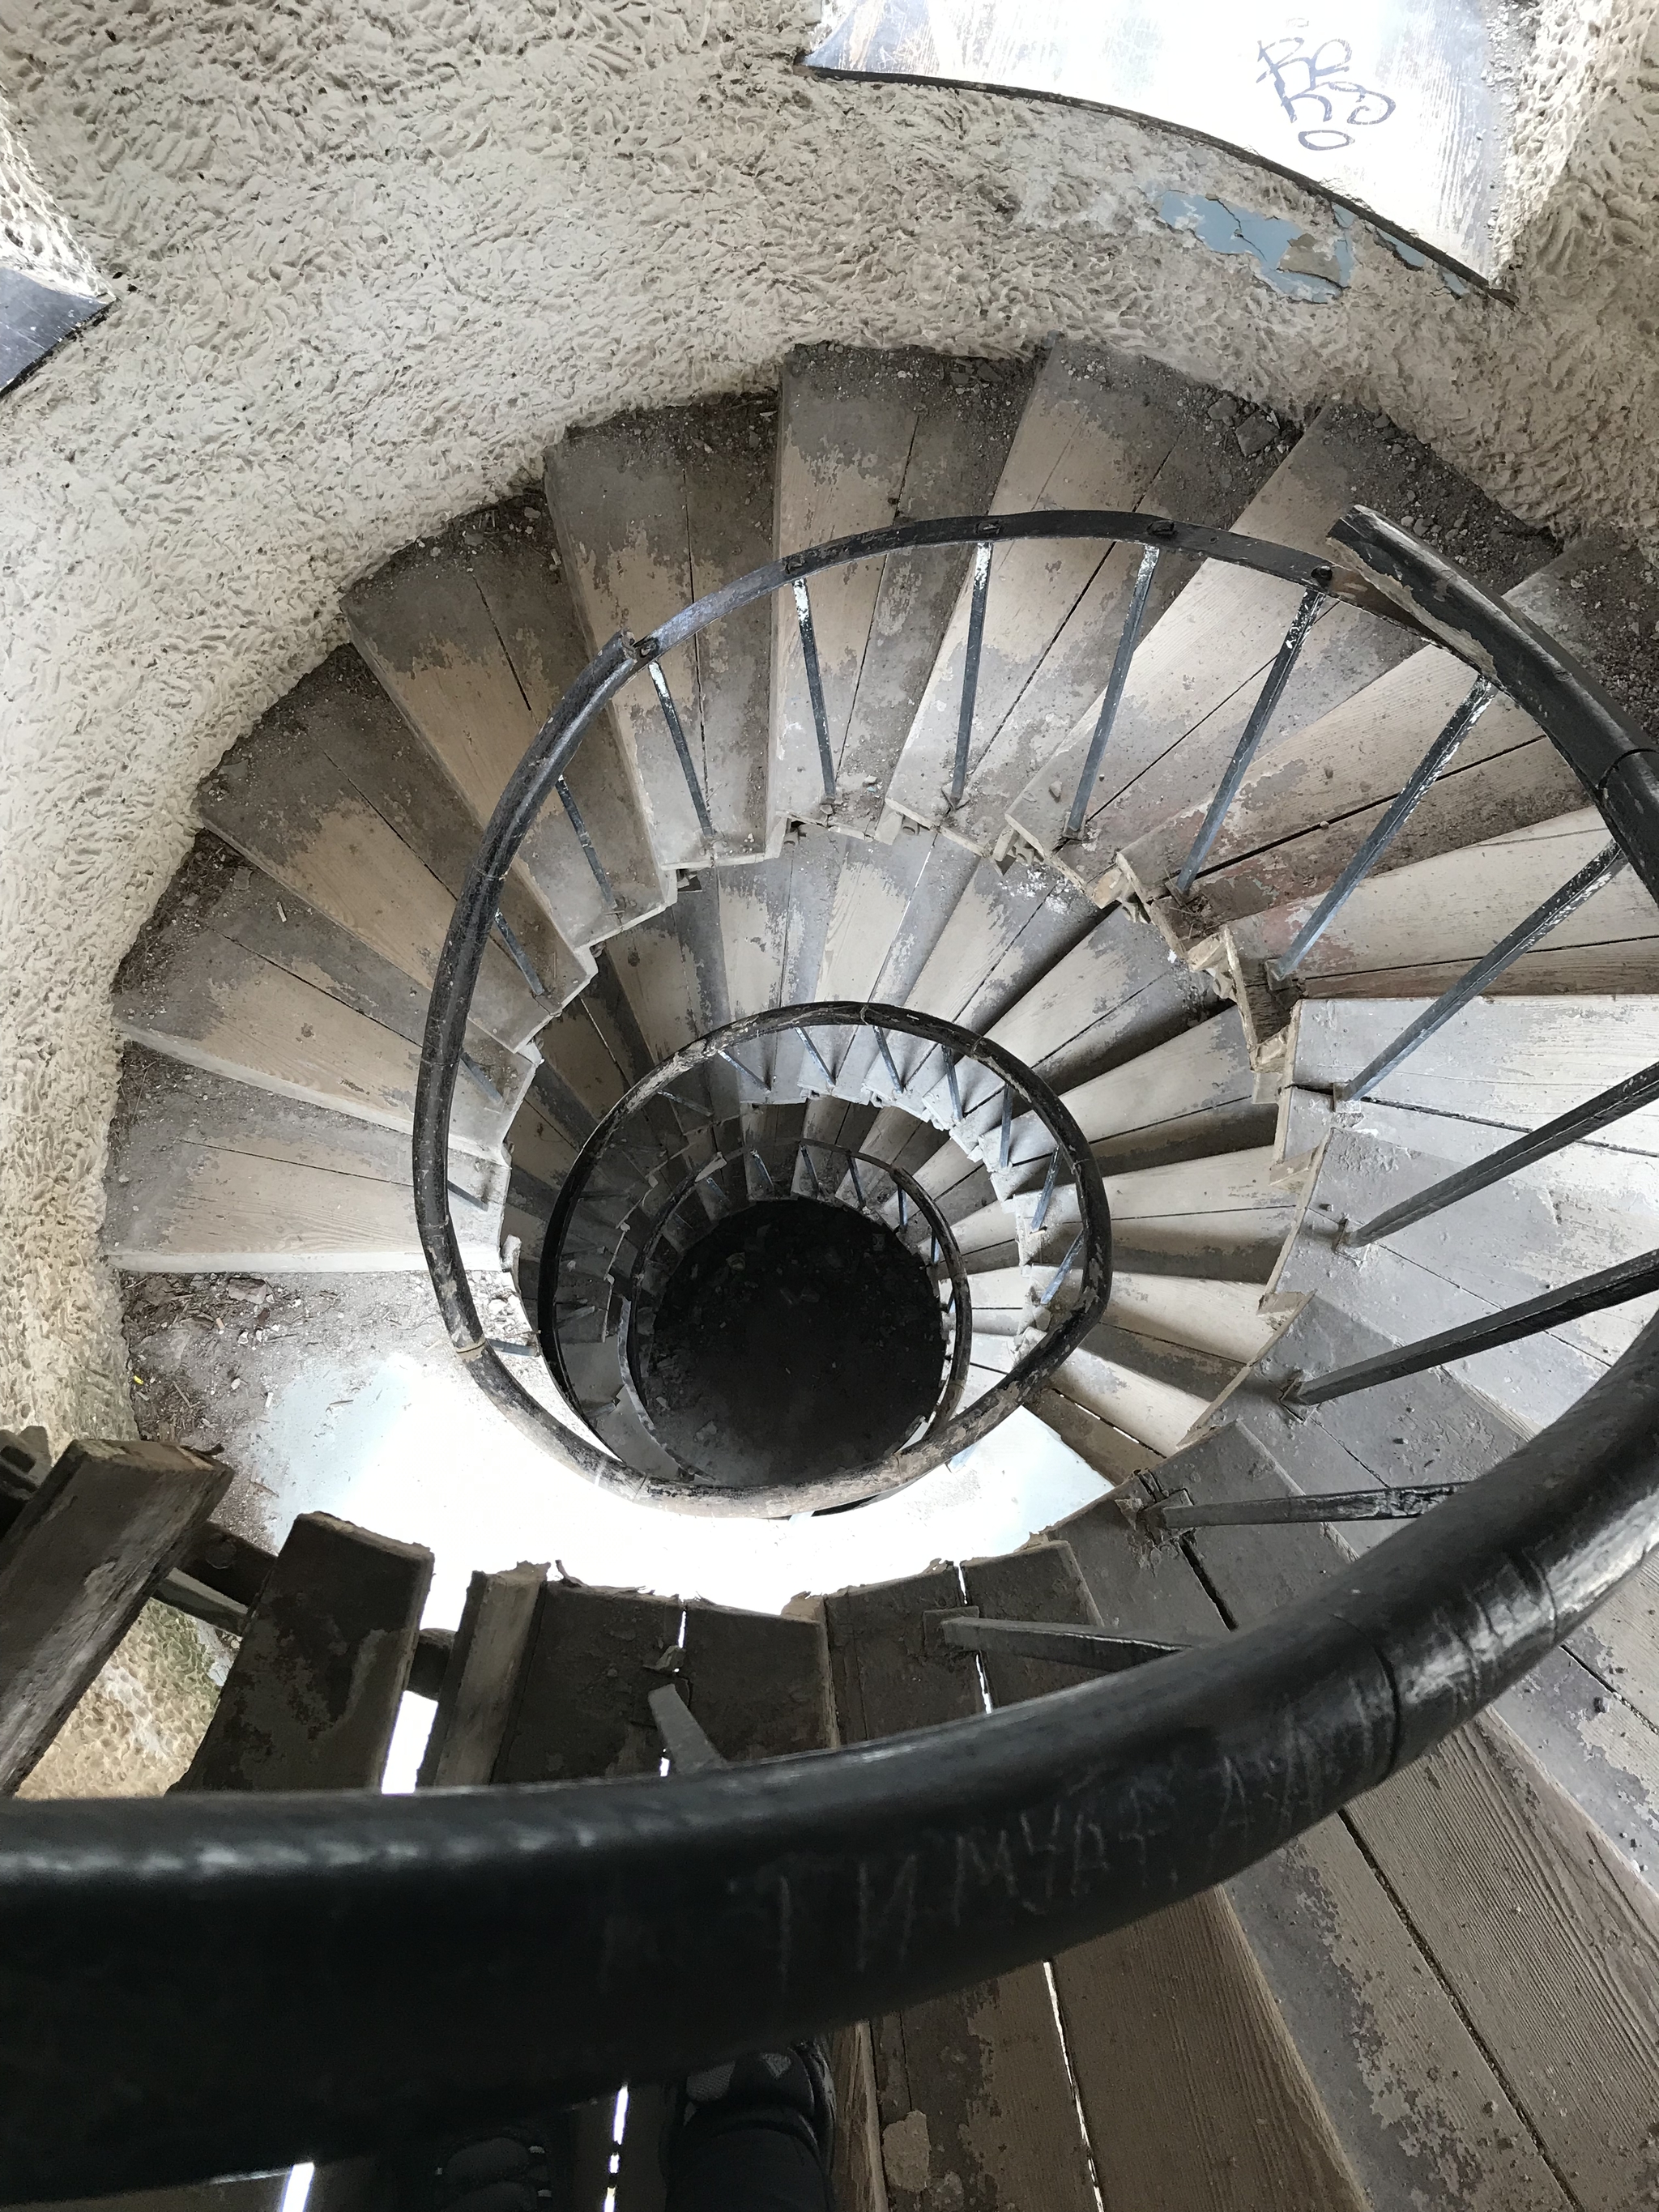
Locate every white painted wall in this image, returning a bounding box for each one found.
[3,0,1659,1449]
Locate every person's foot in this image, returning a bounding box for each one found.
[661,2039,836,2209]
[425,2120,571,2212]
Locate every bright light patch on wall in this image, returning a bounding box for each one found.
[279,2163,314,2212]
[1,90,108,394]
[808,0,1520,282]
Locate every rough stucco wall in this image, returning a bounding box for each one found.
[3,0,1659,1463]
[16,1600,225,1798]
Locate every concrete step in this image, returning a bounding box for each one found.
[885,338,1282,855]
[1121,535,1635,941]
[113,836,528,1157]
[1048,1317,1235,1455]
[769,343,1031,841]
[1008,402,1550,890]
[546,394,775,871]
[343,493,665,949]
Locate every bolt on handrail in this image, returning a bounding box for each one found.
[531,1001,1111,1513]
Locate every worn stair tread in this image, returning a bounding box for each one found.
[547,395,775,871]
[1028,1387,1162,1481]
[1290,992,1659,1151]
[1107,1269,1282,1366]
[1121,528,1597,927]
[770,343,1031,840]
[344,497,664,950]
[885,338,1282,855]
[1007,401,1550,884]
[983,901,1216,1093]
[1227,805,1659,996]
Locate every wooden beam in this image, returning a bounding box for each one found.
[178,1512,432,1792]
[0,1439,232,1793]
[825,1569,1096,2212]
[417,1563,546,1788]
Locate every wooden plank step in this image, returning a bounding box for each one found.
[1175,1430,1659,2212]
[198,662,573,1052]
[344,496,664,951]
[547,395,775,873]
[1051,1465,1578,2209]
[964,1539,1369,2212]
[1120,531,1601,934]
[770,344,1031,841]
[179,1512,433,1791]
[886,339,1282,856]
[416,1562,548,1788]
[105,1051,502,1275]
[1049,1318,1234,1455]
[113,837,524,1155]
[1009,402,1551,889]
[1027,1387,1162,1482]
[0,1440,231,1793]
[826,1566,1097,2212]
[1226,804,1659,999]
[1290,991,1659,1153]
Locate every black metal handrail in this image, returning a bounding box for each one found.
[8,511,1658,2200]
[532,1002,1111,1514]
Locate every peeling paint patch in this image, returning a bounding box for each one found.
[1149,188,1354,303]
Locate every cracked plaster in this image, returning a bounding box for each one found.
[4,0,1659,1465]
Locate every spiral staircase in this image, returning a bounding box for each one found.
[5,336,1659,2211]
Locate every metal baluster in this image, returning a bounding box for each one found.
[792,578,836,804]
[799,1143,822,1197]
[1175,584,1326,894]
[797,1028,835,1087]
[1141,1485,1459,1534]
[716,1046,770,1092]
[1062,542,1161,844]
[874,1028,905,1095]
[1286,1247,1659,1405]
[847,1157,866,1209]
[945,1051,963,1124]
[940,1617,1186,1672]
[999,1087,1013,1170]
[554,774,617,908]
[947,541,994,812]
[648,663,717,846]
[897,1186,909,1230]
[1039,1229,1085,1306]
[1268,676,1498,983]
[1032,1152,1060,1234]
[1348,1055,1659,1247]
[750,1151,775,1196]
[1341,842,1627,1101]
[458,1053,504,1106]
[492,910,548,999]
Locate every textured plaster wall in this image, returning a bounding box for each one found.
[4,0,1659,1464]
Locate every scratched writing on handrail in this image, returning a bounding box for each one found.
[1257,36,1397,153]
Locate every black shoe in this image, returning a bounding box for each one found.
[662,2038,836,2174]
[424,2118,573,2212]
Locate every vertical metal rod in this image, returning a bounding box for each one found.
[1175,584,1326,894]
[792,578,837,804]
[931,1231,940,1264]
[800,1144,822,1197]
[1063,543,1161,842]
[1341,842,1627,1102]
[875,1028,904,1094]
[649,662,717,844]
[999,1087,1013,1170]
[1347,1055,1659,1247]
[847,1158,866,1209]
[1040,1230,1085,1306]
[945,1053,963,1124]
[555,774,617,908]
[492,910,548,999]
[1032,1152,1060,1234]
[897,1187,909,1230]
[797,1029,834,1086]
[458,1052,505,1107]
[717,1047,770,1092]
[948,541,994,810]
[1267,676,1498,983]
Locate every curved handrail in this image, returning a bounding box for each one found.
[531,1003,1111,1513]
[6,514,1650,2201]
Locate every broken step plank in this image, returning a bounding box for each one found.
[178,1512,433,1792]
[1047,1462,1575,2210]
[1009,400,1550,891]
[885,339,1282,858]
[825,1566,1097,2212]
[548,395,775,872]
[417,1562,548,1788]
[345,496,663,952]
[964,1538,1368,2212]
[770,343,1031,842]
[0,1440,232,1793]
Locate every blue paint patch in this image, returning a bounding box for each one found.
[1149,189,1350,305]
[1375,227,1429,270]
